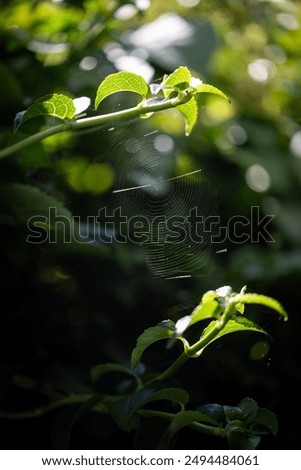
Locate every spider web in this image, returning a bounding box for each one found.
[98,129,218,279]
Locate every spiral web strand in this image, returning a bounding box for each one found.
[98,130,218,279]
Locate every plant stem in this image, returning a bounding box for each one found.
[0,393,97,420]
[138,409,224,438]
[156,302,236,381]
[186,303,236,356]
[0,93,192,159]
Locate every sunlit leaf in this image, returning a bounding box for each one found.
[159,67,198,134]
[95,71,149,110]
[197,316,266,355]
[162,66,192,95]
[177,97,198,135]
[239,294,288,321]
[193,83,229,102]
[175,296,219,336]
[16,94,76,129]
[190,297,219,326]
[202,290,218,303]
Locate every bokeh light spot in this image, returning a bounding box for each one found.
[250,341,270,361]
[245,164,271,192]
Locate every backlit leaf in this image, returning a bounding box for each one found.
[239,294,288,321]
[177,97,198,135]
[130,384,189,415]
[197,316,266,355]
[95,71,149,110]
[193,83,229,101]
[162,66,192,94]
[16,94,76,129]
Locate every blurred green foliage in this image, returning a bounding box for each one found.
[0,0,300,449]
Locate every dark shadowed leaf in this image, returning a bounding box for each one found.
[107,382,189,432]
[254,408,278,436]
[238,397,258,423]
[131,320,176,369]
[169,410,219,435]
[0,183,72,223]
[91,363,135,384]
[197,403,225,425]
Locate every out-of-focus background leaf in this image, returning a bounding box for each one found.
[0,0,300,449]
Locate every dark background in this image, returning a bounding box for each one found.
[0,0,300,449]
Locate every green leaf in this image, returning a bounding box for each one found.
[109,382,189,432]
[16,94,76,129]
[175,295,219,336]
[7,131,49,167]
[131,386,189,415]
[130,320,176,369]
[224,419,245,432]
[197,316,266,354]
[160,67,198,134]
[162,66,192,93]
[170,410,218,435]
[254,408,278,436]
[236,301,245,314]
[177,290,220,334]
[0,183,72,224]
[190,297,219,326]
[95,71,149,110]
[202,290,218,303]
[197,403,224,425]
[242,434,261,450]
[193,82,229,102]
[177,97,198,135]
[239,294,288,321]
[224,406,244,422]
[238,397,258,423]
[226,425,261,450]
